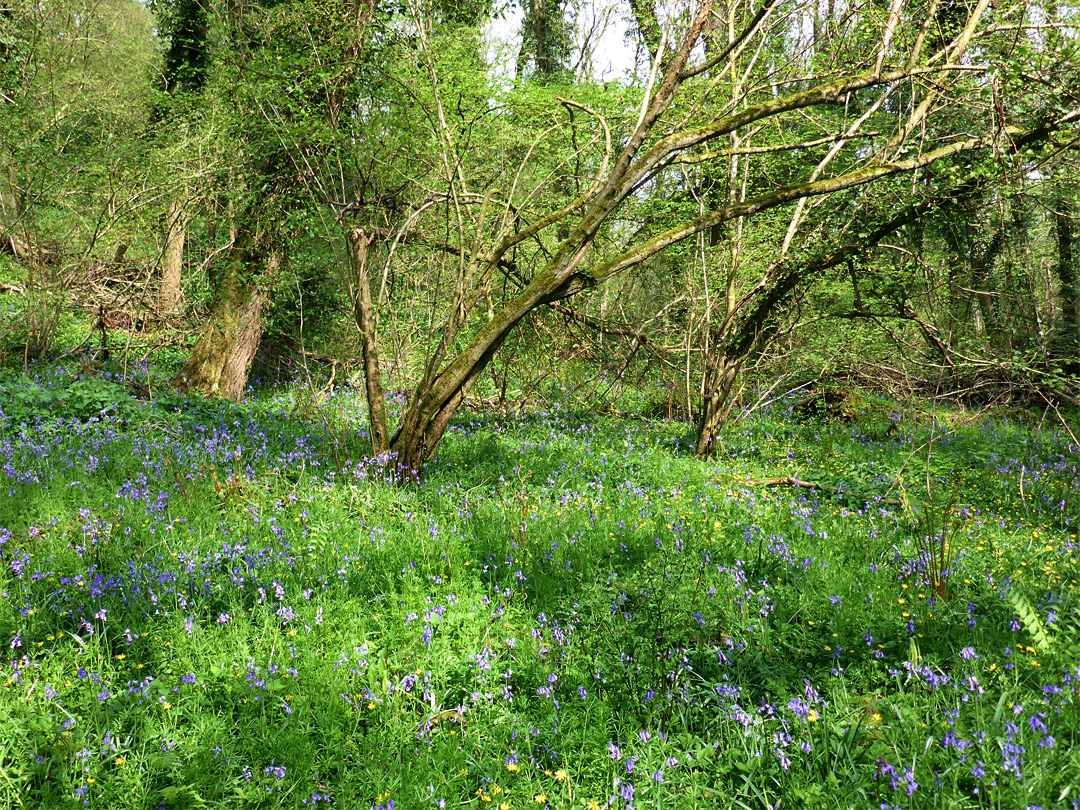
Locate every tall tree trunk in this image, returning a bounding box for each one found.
[172,226,272,400]
[161,199,186,314]
[346,228,390,456]
[971,221,1003,338]
[518,0,568,82]
[1054,196,1078,359]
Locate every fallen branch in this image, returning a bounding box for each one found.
[737,475,877,500]
[750,475,826,490]
[739,475,976,514]
[744,475,899,503]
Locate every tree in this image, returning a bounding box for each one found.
[150,0,214,316]
[516,0,573,83]
[171,0,376,398]
[1053,191,1078,358]
[342,0,1078,478]
[0,0,160,358]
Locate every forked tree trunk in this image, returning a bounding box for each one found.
[695,353,742,456]
[688,178,962,456]
[161,199,186,314]
[346,228,389,456]
[172,235,273,400]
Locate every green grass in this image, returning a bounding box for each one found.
[1,367,1078,809]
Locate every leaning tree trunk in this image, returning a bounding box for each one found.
[172,234,273,400]
[365,0,1058,480]
[387,283,533,480]
[687,173,966,456]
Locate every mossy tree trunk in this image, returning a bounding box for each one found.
[169,0,374,401]
[172,227,274,400]
[1053,193,1078,369]
[1055,197,1077,335]
[695,354,742,456]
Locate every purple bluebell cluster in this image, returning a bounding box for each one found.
[1,373,1078,807]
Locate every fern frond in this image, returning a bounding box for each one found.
[1006,588,1053,653]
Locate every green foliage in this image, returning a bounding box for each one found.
[4,365,1079,807]
[0,373,137,426]
[1007,587,1053,654]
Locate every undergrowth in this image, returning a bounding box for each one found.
[0,365,1078,809]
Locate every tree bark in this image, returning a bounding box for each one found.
[1054,198,1077,335]
[695,353,742,455]
[161,199,186,314]
[1053,195,1078,370]
[346,228,390,456]
[171,228,272,400]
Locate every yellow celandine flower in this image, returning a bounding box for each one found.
[807,709,819,722]
[554,770,567,782]
[534,794,546,805]
[114,757,125,766]
[587,802,602,810]
[499,804,510,810]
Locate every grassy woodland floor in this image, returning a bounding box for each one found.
[1,363,1079,809]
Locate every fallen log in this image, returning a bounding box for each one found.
[738,475,973,514]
